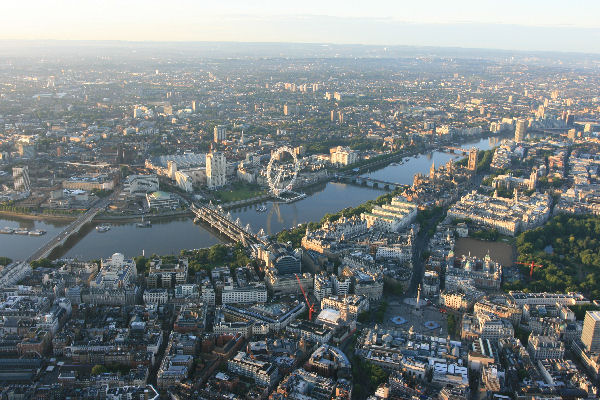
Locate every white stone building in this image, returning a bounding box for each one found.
[206,151,227,189]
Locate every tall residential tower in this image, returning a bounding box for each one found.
[206,151,227,189]
[581,311,600,353]
[213,125,227,143]
[515,119,527,142]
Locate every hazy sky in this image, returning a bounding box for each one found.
[3,0,600,52]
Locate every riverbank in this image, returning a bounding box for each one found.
[94,209,193,223]
[341,131,504,176]
[219,175,331,210]
[2,133,505,261]
[0,210,78,222]
[220,194,273,210]
[0,208,195,224]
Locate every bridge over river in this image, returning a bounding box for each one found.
[26,194,116,263]
[190,203,267,248]
[337,174,409,191]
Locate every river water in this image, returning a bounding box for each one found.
[364,135,499,184]
[0,135,501,261]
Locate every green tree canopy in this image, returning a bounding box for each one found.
[0,257,12,266]
[91,364,107,375]
[509,214,600,299]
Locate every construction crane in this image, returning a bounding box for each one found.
[295,274,315,320]
[516,261,544,277]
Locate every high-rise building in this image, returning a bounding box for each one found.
[515,119,527,143]
[581,311,600,352]
[537,105,545,119]
[468,148,478,171]
[192,100,197,112]
[213,125,226,143]
[329,110,344,124]
[284,104,297,116]
[330,146,358,166]
[17,143,35,159]
[565,113,574,126]
[206,151,227,189]
[167,160,178,180]
[133,108,144,118]
[13,166,31,192]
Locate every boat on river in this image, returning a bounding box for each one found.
[96,225,111,233]
[136,215,152,228]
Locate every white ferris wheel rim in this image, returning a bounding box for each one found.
[266,146,299,196]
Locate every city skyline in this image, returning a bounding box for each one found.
[2,3,600,398]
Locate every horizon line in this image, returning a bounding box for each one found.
[1,39,599,58]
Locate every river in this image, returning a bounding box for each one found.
[364,135,499,184]
[0,135,502,261]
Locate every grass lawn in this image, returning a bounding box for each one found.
[212,182,266,202]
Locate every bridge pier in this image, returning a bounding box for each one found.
[191,204,263,247]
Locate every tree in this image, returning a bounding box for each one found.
[357,311,370,323]
[471,228,499,241]
[374,301,388,323]
[275,224,307,248]
[447,314,457,337]
[476,149,494,172]
[208,244,228,264]
[91,364,107,375]
[0,257,12,266]
[31,258,53,269]
[232,244,251,267]
[161,255,178,264]
[509,214,600,299]
[134,256,149,274]
[91,189,113,198]
[569,304,600,320]
[384,278,404,296]
[352,355,389,398]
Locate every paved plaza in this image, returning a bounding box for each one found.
[384,299,448,336]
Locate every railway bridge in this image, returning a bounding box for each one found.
[190,203,266,247]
